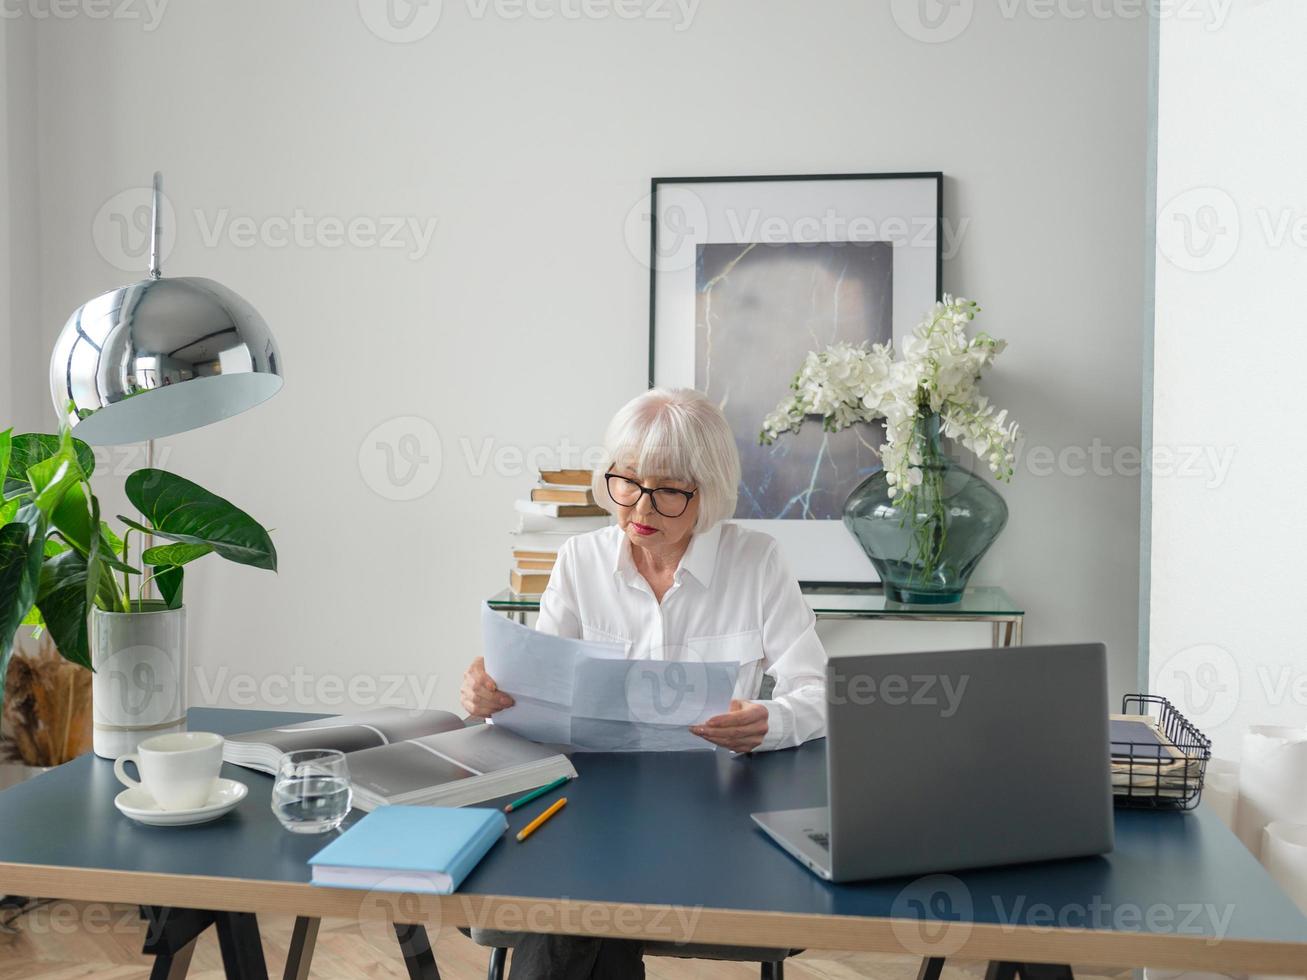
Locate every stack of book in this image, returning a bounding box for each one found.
[509,468,609,594]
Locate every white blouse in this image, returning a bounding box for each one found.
[535,522,827,752]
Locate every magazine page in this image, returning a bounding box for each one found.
[226,707,464,758]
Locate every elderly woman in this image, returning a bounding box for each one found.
[460,387,827,979]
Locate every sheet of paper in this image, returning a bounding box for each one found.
[480,603,739,751]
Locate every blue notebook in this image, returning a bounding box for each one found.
[309,806,508,894]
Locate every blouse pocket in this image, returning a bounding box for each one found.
[684,629,765,665]
[581,623,632,656]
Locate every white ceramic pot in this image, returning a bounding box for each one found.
[90,602,187,759]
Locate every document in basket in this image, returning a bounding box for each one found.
[480,603,738,751]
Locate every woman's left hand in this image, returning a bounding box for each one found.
[691,699,769,753]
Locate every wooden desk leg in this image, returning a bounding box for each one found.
[917,957,945,980]
[395,922,442,980]
[992,622,1002,647]
[283,916,320,980]
[214,911,270,980]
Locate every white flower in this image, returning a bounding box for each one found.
[759,295,1022,499]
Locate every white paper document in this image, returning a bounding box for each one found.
[481,604,738,751]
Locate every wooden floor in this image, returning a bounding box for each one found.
[0,900,1133,979]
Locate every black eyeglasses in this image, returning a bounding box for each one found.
[604,473,698,518]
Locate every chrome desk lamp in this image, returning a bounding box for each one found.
[49,172,283,446]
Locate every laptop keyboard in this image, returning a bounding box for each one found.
[806,830,830,850]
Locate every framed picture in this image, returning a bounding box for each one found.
[648,172,942,584]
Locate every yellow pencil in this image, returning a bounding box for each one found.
[515,797,567,842]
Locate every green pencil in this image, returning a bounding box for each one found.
[504,775,572,813]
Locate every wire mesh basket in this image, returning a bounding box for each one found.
[1113,694,1211,810]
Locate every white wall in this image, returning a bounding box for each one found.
[2,14,43,432]
[1149,2,1307,759]
[17,1,1148,716]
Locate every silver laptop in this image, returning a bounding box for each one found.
[753,643,1114,882]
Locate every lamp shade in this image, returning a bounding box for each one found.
[48,172,282,446]
[49,276,282,445]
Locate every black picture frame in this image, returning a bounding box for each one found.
[644,171,944,584]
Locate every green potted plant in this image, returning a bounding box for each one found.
[0,425,275,758]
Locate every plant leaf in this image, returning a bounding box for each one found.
[155,566,184,609]
[117,516,153,536]
[0,429,11,492]
[100,521,124,557]
[142,542,212,566]
[86,496,102,611]
[0,520,46,705]
[5,433,94,499]
[35,549,94,670]
[26,434,94,555]
[125,469,276,572]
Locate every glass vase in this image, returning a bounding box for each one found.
[842,413,1009,604]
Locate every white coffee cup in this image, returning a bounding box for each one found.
[114,731,224,810]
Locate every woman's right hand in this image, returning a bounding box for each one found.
[461,656,514,718]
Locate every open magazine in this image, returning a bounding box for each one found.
[224,707,575,811]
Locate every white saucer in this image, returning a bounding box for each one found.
[115,778,248,827]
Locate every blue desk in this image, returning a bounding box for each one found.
[0,708,1304,976]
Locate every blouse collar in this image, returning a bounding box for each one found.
[612,522,723,590]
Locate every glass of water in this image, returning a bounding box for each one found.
[272,749,352,834]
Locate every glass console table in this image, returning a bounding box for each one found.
[486,584,1024,647]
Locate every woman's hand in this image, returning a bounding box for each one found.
[691,699,769,753]
[460,656,514,718]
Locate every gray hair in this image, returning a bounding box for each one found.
[592,388,741,532]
